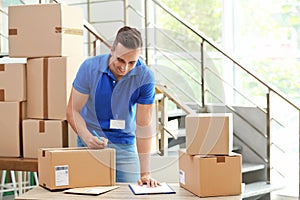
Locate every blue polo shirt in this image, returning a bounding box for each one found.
[73,54,155,145]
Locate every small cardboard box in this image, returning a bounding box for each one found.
[0,102,26,157]
[0,63,26,101]
[186,113,233,155]
[26,56,83,119]
[38,147,116,190]
[23,119,69,158]
[8,3,84,58]
[179,150,242,197]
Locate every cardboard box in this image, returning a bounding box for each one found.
[186,113,233,155]
[8,3,84,58]
[23,119,69,158]
[179,150,242,197]
[0,63,26,101]
[26,56,83,119]
[38,147,116,190]
[0,102,26,157]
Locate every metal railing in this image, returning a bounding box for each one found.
[145,0,300,195]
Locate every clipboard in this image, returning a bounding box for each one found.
[128,182,176,195]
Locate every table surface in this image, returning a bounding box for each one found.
[0,157,37,171]
[15,183,242,200]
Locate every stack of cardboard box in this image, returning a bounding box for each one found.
[0,60,26,157]
[3,3,116,190]
[7,3,85,159]
[179,113,242,197]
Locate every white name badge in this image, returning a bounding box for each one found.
[110,119,125,129]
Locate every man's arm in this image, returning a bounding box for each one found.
[66,88,106,149]
[136,103,160,187]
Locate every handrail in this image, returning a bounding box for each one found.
[155,84,195,114]
[52,0,112,50]
[0,8,8,15]
[151,0,300,111]
[83,19,112,49]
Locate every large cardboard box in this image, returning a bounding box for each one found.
[179,150,242,197]
[186,113,233,155]
[26,56,83,119]
[38,147,116,190]
[0,63,26,101]
[0,102,26,157]
[8,3,84,58]
[23,119,69,158]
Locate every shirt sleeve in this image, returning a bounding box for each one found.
[136,69,156,104]
[72,59,91,94]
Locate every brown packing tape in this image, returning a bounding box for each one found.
[62,121,69,147]
[55,27,83,36]
[217,156,225,163]
[9,28,18,35]
[0,64,5,71]
[0,89,4,101]
[0,64,6,101]
[39,121,45,133]
[43,58,48,119]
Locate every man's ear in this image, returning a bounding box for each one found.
[110,43,115,52]
[110,47,115,56]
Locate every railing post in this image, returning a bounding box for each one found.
[144,0,149,65]
[93,40,97,56]
[124,0,128,25]
[159,95,169,156]
[201,40,205,108]
[155,98,160,153]
[87,0,91,56]
[266,92,271,184]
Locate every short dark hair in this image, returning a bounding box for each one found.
[112,26,143,50]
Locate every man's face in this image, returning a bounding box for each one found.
[109,43,141,80]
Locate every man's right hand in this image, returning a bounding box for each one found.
[85,135,108,149]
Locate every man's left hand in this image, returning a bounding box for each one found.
[137,174,161,187]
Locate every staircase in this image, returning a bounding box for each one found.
[1,0,300,199]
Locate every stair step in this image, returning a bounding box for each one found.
[242,162,265,173]
[243,181,284,199]
[232,145,242,153]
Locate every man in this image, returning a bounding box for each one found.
[67,26,160,187]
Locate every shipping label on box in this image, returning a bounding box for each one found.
[38,147,116,190]
[0,101,26,157]
[55,165,69,186]
[8,3,84,58]
[27,56,83,119]
[186,113,233,155]
[179,150,242,197]
[0,63,26,101]
[23,119,69,158]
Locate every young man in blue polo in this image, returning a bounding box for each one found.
[67,26,160,187]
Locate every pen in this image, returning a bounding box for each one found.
[91,130,104,142]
